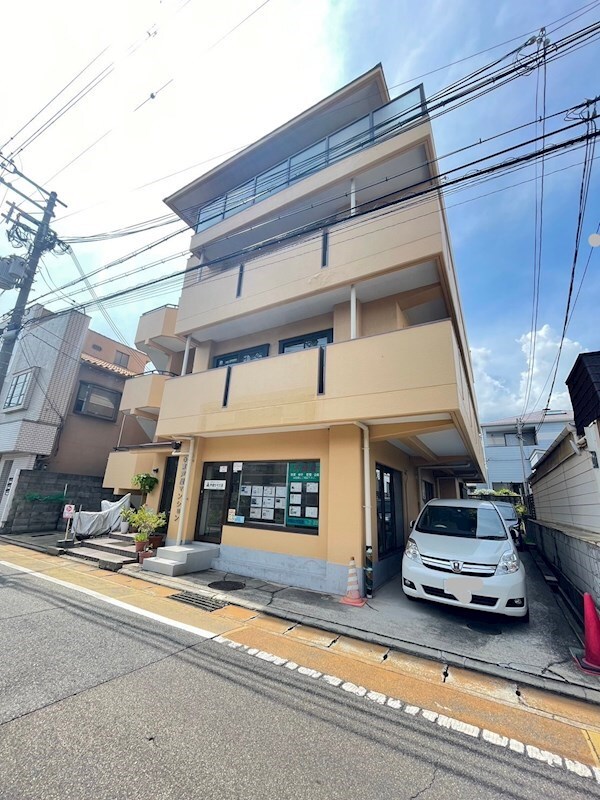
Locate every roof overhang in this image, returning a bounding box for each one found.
[164,65,390,224]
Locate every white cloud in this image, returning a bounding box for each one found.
[471,323,583,421]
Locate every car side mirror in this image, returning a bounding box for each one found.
[409,520,415,528]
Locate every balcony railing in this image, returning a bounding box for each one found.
[156,321,479,453]
[194,85,426,234]
[120,371,175,416]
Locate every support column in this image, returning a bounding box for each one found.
[326,425,364,594]
[167,437,205,544]
[350,177,356,215]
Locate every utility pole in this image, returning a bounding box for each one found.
[0,190,58,397]
[515,417,530,501]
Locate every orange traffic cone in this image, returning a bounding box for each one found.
[340,557,366,607]
[572,593,600,675]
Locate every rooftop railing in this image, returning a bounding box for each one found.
[194,84,426,234]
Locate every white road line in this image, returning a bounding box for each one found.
[4,559,596,783]
[0,560,218,640]
[210,634,597,783]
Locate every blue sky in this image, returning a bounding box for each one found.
[0,0,598,422]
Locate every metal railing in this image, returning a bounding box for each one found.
[194,84,426,234]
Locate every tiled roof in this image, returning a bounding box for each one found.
[80,352,137,377]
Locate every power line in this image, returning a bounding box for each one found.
[49,6,600,226]
[27,128,600,325]
[30,110,595,310]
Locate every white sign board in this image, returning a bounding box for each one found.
[204,480,226,490]
[63,504,75,519]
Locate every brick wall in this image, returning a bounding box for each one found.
[3,470,118,533]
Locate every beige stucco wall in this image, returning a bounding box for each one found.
[120,373,169,415]
[178,197,444,338]
[156,321,462,439]
[170,427,424,570]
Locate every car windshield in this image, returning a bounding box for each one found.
[496,504,517,522]
[417,505,507,539]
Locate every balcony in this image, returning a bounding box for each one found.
[192,85,426,235]
[103,451,158,493]
[120,372,172,418]
[155,320,483,472]
[135,305,186,371]
[176,198,445,340]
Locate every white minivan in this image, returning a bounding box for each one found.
[402,499,528,620]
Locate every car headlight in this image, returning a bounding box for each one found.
[404,539,422,563]
[496,550,519,575]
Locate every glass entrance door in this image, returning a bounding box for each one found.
[196,463,230,542]
[375,463,404,558]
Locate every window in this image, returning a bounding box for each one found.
[196,460,320,538]
[487,429,537,446]
[422,480,435,503]
[213,344,269,368]
[279,329,333,354]
[74,382,121,421]
[232,461,320,530]
[114,351,130,368]
[4,370,33,409]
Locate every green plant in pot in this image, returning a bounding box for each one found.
[131,472,159,504]
[120,507,135,533]
[133,530,149,553]
[131,506,167,551]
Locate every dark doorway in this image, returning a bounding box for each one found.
[375,463,405,558]
[196,463,231,543]
[159,457,179,526]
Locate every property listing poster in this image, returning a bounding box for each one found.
[285,461,320,528]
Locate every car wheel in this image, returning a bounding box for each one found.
[519,610,530,623]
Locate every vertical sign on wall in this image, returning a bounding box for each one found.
[285,461,320,528]
[172,455,188,522]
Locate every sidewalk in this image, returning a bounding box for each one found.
[119,549,598,703]
[3,530,597,702]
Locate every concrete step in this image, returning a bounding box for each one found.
[110,531,137,544]
[63,546,137,571]
[142,557,188,577]
[81,537,139,559]
[143,543,220,576]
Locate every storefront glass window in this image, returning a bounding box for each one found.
[228,459,320,532]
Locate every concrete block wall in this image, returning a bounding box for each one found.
[528,519,599,621]
[3,469,117,533]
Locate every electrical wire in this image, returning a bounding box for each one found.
[535,112,597,429]
[50,6,600,226]
[28,112,593,312]
[521,32,549,417]
[26,128,600,324]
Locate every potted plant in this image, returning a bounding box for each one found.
[131,472,159,504]
[133,505,167,545]
[120,507,134,534]
[133,530,149,553]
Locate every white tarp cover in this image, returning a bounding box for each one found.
[73,494,131,539]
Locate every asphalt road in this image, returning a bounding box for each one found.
[0,561,594,800]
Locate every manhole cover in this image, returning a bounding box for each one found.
[466,620,502,635]
[169,592,227,612]
[208,580,246,591]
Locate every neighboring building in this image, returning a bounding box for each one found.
[476,410,573,496]
[104,65,485,593]
[528,352,600,617]
[0,306,150,527]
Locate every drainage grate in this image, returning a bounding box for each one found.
[208,580,246,591]
[168,592,227,612]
